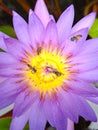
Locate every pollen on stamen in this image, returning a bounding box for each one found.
[23,47,71,95]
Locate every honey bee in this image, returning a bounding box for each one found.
[27,64,36,73]
[37,46,42,55]
[46,66,61,77]
[52,70,62,76]
[71,35,82,42]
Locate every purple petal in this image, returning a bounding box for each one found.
[70,53,98,72]
[67,28,88,44]
[57,90,79,123]
[29,100,46,130]
[0,63,24,77]
[0,67,19,77]
[61,28,88,56]
[0,78,23,99]
[77,69,98,82]
[0,32,9,38]
[43,95,67,130]
[81,38,98,54]
[13,91,39,117]
[28,10,44,48]
[87,97,98,104]
[0,94,17,110]
[0,77,6,83]
[71,12,96,33]
[57,5,74,43]
[76,97,97,122]
[72,61,98,72]
[71,53,98,64]
[49,15,55,22]
[12,11,31,45]
[59,91,97,122]
[34,0,50,27]
[67,119,74,130]
[0,52,17,65]
[10,108,31,130]
[4,37,28,59]
[43,20,58,47]
[65,80,98,97]
[0,37,7,51]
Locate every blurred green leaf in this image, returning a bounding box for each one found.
[89,18,98,38]
[0,48,5,52]
[0,118,11,130]
[0,118,29,130]
[0,25,16,37]
[24,123,29,130]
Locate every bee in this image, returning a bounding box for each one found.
[37,46,42,55]
[71,35,82,42]
[46,66,61,77]
[52,70,62,76]
[27,64,36,73]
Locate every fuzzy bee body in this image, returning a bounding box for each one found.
[46,66,61,77]
[27,64,36,73]
[52,70,61,76]
[71,35,82,42]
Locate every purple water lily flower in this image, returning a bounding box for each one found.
[0,0,98,130]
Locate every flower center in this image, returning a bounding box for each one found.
[24,46,70,95]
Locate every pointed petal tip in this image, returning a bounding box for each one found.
[34,0,49,27]
[12,11,18,17]
[66,4,74,12]
[69,4,74,9]
[71,11,96,33]
[12,11,22,19]
[29,9,34,20]
[29,9,33,13]
[48,19,56,24]
[35,0,45,6]
[57,4,74,43]
[46,19,56,29]
[88,11,96,18]
[86,11,96,25]
[34,0,47,13]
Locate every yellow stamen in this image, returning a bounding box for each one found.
[24,46,70,96]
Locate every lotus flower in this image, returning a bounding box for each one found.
[0,0,98,130]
